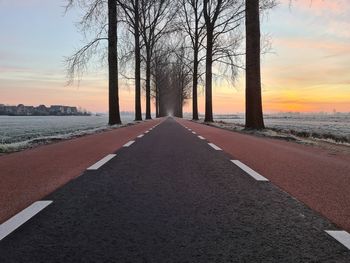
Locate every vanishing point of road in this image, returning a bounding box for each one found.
[0,117,350,262]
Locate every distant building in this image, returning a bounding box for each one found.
[0,104,5,114]
[68,107,78,115]
[5,106,17,115]
[0,104,89,116]
[17,104,25,115]
[50,105,65,115]
[23,105,34,115]
[34,105,49,116]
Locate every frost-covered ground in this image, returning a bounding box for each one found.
[1,112,349,153]
[0,114,137,153]
[184,112,350,145]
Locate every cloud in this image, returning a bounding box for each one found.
[0,66,31,74]
[274,37,350,53]
[275,0,350,40]
[280,0,347,14]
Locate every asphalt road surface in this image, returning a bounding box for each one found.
[1,118,349,262]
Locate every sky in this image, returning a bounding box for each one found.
[0,0,349,114]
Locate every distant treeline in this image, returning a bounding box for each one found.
[0,104,90,116]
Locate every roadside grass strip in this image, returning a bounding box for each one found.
[137,134,144,138]
[0,201,53,241]
[208,143,222,151]
[123,141,135,147]
[87,154,116,170]
[231,160,269,181]
[198,136,205,140]
[326,231,350,250]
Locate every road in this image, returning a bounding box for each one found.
[0,119,162,224]
[176,118,350,232]
[0,117,349,262]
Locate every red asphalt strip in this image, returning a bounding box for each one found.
[0,119,162,224]
[177,119,350,232]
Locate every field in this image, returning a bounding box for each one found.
[1,113,349,153]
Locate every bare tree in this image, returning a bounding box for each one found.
[151,38,192,117]
[152,45,172,117]
[245,0,264,129]
[179,0,206,120]
[139,0,177,119]
[171,44,192,117]
[65,0,121,124]
[118,0,142,121]
[245,0,276,129]
[108,0,121,124]
[203,0,245,122]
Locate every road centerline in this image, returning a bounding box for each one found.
[326,231,350,250]
[87,154,117,170]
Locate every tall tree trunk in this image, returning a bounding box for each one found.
[192,43,199,120]
[159,84,164,117]
[179,85,183,118]
[134,0,142,121]
[108,0,121,125]
[156,85,159,117]
[204,27,213,122]
[145,49,152,119]
[245,0,265,129]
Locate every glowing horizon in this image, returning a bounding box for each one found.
[0,0,349,114]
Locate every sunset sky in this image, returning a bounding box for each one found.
[0,0,349,114]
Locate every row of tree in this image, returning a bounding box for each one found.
[66,0,276,129]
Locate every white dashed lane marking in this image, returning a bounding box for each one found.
[326,231,350,250]
[208,143,222,151]
[123,141,135,147]
[87,154,117,170]
[0,201,53,241]
[198,136,205,140]
[231,160,269,181]
[137,134,144,138]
